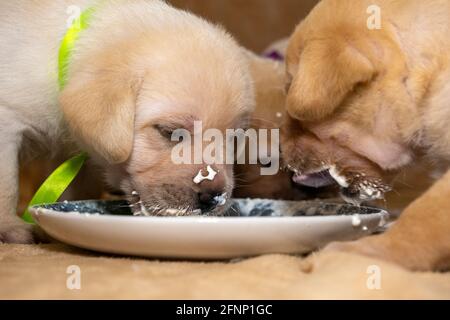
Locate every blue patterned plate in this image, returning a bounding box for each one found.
[30,199,389,259]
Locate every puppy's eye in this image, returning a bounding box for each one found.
[154,124,174,140]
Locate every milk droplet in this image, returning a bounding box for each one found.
[378,213,387,227]
[193,165,217,184]
[351,214,362,227]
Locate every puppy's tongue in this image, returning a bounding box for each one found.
[292,170,335,188]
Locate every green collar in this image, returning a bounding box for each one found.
[22,153,88,223]
[22,6,97,223]
[58,6,96,89]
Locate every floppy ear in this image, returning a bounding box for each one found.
[59,69,140,164]
[286,39,375,121]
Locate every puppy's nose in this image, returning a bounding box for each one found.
[197,191,226,212]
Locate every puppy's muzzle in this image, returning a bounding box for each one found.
[197,190,227,212]
[193,165,228,213]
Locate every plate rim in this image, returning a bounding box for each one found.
[30,199,390,224]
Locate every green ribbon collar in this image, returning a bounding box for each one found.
[23,6,97,223]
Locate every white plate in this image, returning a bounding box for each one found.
[30,199,389,259]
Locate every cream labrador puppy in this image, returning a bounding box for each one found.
[0,0,254,243]
[283,0,450,270]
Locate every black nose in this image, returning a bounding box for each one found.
[197,191,224,212]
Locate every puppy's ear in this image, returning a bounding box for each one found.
[60,69,140,164]
[286,38,375,121]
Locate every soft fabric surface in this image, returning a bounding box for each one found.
[1,244,449,299]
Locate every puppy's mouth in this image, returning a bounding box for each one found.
[130,201,230,217]
[287,164,391,204]
[129,191,231,217]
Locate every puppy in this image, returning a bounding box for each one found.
[283,0,450,270]
[0,0,254,243]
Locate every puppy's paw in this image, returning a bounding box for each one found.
[321,236,405,271]
[0,221,35,244]
[323,238,383,258]
[322,235,439,271]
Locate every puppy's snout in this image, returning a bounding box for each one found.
[193,165,228,212]
[197,190,225,212]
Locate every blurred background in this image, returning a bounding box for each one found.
[169,0,318,52]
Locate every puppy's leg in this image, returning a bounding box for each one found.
[0,128,33,244]
[325,170,450,271]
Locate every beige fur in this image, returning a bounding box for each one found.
[284,0,450,270]
[0,0,254,243]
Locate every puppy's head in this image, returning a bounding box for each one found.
[282,1,420,203]
[60,22,254,215]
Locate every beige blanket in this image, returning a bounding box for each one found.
[1,244,449,299]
